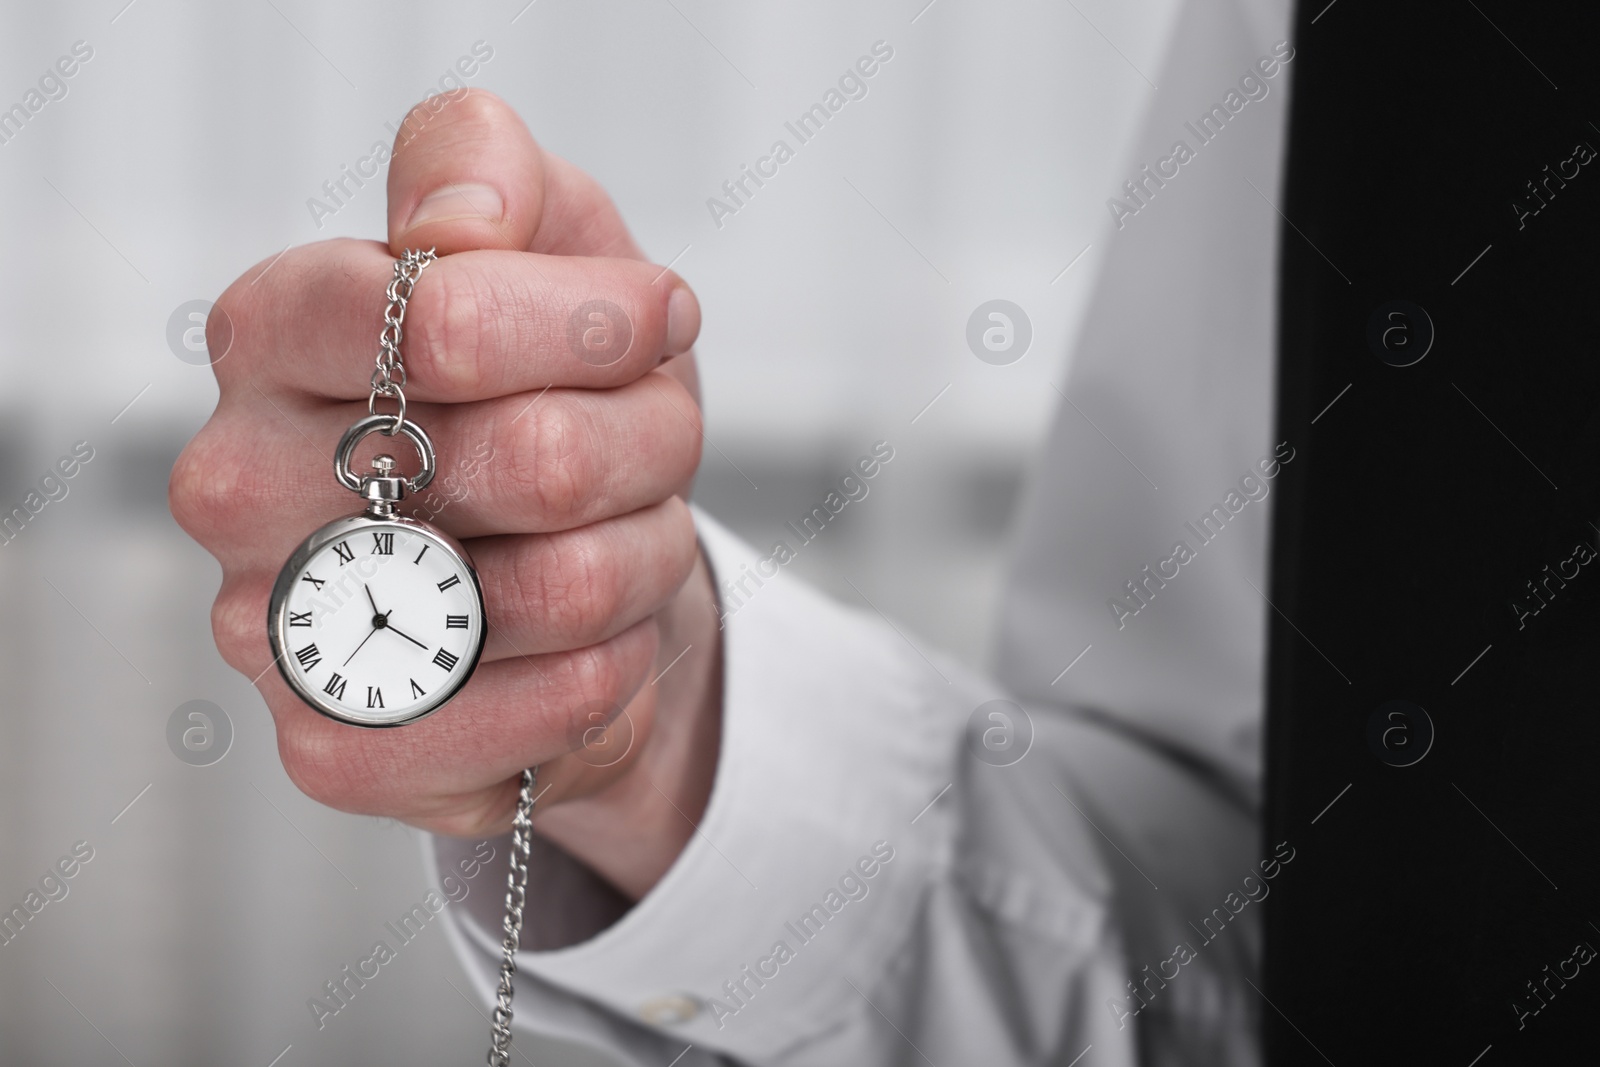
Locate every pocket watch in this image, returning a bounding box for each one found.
[267,418,486,727]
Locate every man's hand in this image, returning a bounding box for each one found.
[170,90,723,901]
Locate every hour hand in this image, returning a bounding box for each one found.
[384,620,429,651]
[365,583,380,615]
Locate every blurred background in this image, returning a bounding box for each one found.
[0,1,1165,1062]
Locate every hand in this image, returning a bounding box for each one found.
[341,583,385,666]
[342,622,381,667]
[381,618,429,651]
[170,90,724,900]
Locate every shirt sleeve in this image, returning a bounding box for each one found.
[431,507,1263,1067]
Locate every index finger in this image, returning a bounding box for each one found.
[214,239,699,401]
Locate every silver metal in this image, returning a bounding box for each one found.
[371,248,435,425]
[334,414,437,495]
[488,766,539,1066]
[266,510,486,728]
[369,387,408,432]
[360,454,406,518]
[338,248,438,497]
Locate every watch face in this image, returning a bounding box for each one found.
[269,516,486,727]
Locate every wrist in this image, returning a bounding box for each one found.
[530,545,724,900]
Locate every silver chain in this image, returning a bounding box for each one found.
[374,251,540,1062]
[371,248,437,431]
[489,766,539,1065]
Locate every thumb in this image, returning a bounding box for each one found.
[386,89,546,256]
[385,87,701,400]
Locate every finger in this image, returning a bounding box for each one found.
[380,91,701,403]
[215,241,699,400]
[171,370,704,564]
[265,617,661,825]
[532,146,705,407]
[532,154,646,259]
[471,497,698,662]
[534,153,704,408]
[387,90,545,256]
[385,89,646,263]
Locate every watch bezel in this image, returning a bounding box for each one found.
[268,512,487,728]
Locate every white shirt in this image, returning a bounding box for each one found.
[435,0,1294,1062]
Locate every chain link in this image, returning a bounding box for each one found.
[371,248,436,434]
[488,765,539,1066]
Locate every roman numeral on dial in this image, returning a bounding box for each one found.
[295,643,322,671]
[410,678,426,699]
[446,615,469,629]
[324,673,348,700]
[289,611,312,627]
[413,544,430,565]
[332,541,354,565]
[372,532,394,555]
[301,574,325,591]
[433,648,459,672]
[437,574,461,592]
[367,686,384,708]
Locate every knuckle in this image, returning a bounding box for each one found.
[209,578,266,674]
[169,425,245,543]
[207,289,251,387]
[416,782,517,838]
[531,531,618,642]
[167,439,208,539]
[654,371,703,437]
[680,402,705,471]
[556,632,636,714]
[512,403,594,525]
[204,298,235,366]
[653,376,704,480]
[401,86,502,140]
[276,720,356,811]
[660,497,700,587]
[408,263,485,397]
[276,716,387,815]
[544,157,635,258]
[448,87,508,128]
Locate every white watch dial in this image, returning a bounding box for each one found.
[275,521,485,726]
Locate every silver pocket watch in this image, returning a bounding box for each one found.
[267,417,487,727]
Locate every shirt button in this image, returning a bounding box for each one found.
[638,994,701,1025]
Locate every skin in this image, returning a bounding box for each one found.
[169,89,723,902]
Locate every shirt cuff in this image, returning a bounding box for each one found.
[437,505,966,1063]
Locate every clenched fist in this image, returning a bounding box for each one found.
[170,90,723,900]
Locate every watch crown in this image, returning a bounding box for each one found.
[361,454,406,516]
